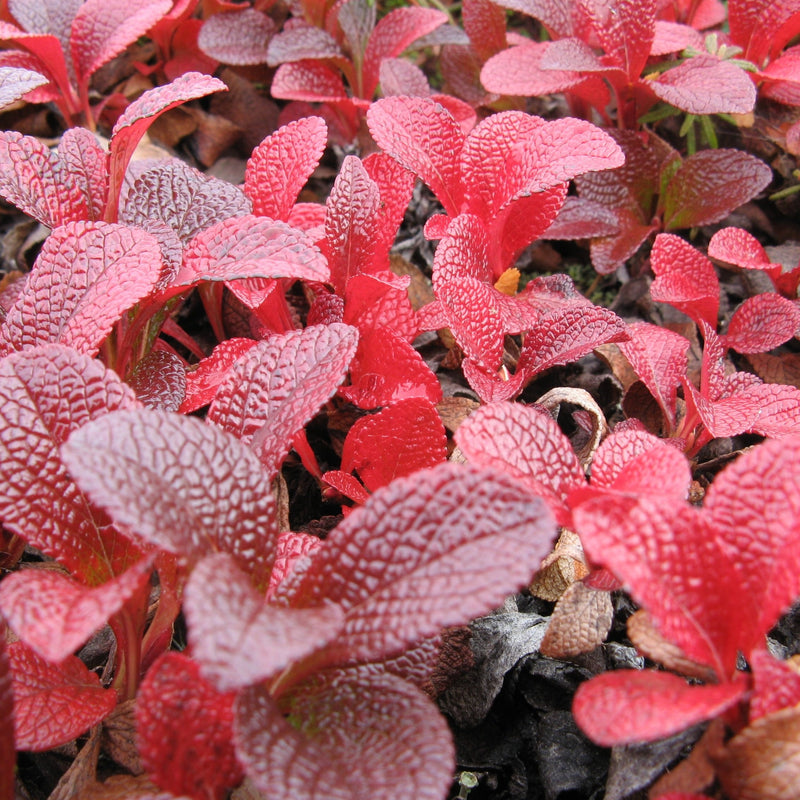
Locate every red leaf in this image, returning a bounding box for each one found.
[128,349,186,412]
[122,159,252,244]
[107,72,227,215]
[361,7,447,97]
[270,60,350,103]
[235,671,454,800]
[266,25,344,65]
[0,557,152,663]
[177,215,329,290]
[9,641,116,751]
[617,321,690,430]
[320,155,381,295]
[340,398,447,492]
[287,463,557,667]
[723,293,800,353]
[267,531,324,601]
[463,0,508,60]
[136,651,242,800]
[750,649,800,721]
[339,326,442,408]
[61,408,279,586]
[661,149,772,230]
[708,226,779,272]
[592,0,655,79]
[56,128,108,222]
[367,95,465,216]
[573,669,746,747]
[650,232,719,328]
[244,116,327,220]
[197,7,275,65]
[180,338,257,414]
[207,323,358,477]
[455,401,584,526]
[0,64,46,108]
[344,272,418,343]
[0,618,11,798]
[0,344,141,584]
[0,221,163,356]
[184,553,344,690]
[703,436,800,653]
[0,130,88,227]
[739,383,800,438]
[651,55,756,114]
[515,305,629,378]
[70,0,171,89]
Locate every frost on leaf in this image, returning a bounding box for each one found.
[9,640,116,751]
[122,159,252,244]
[287,463,557,667]
[177,215,329,290]
[198,7,276,65]
[0,556,153,663]
[184,553,344,691]
[0,344,141,585]
[61,408,279,587]
[207,323,358,478]
[661,149,772,231]
[0,221,162,357]
[650,233,720,328]
[236,672,454,800]
[0,131,88,227]
[339,398,448,492]
[136,651,242,800]
[244,116,327,221]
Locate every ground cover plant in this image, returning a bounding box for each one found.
[0,0,799,798]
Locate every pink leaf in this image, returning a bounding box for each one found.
[207,323,359,477]
[367,96,465,216]
[739,383,800,438]
[651,55,756,114]
[662,149,772,230]
[235,671,454,800]
[197,7,275,65]
[61,408,279,586]
[0,344,141,584]
[723,293,800,353]
[320,155,381,295]
[56,128,108,221]
[322,469,371,505]
[122,159,251,244]
[9,641,116,751]
[108,72,227,214]
[0,131,88,227]
[0,64,46,108]
[0,221,162,357]
[179,338,258,414]
[185,553,344,690]
[592,0,656,79]
[362,7,447,97]
[340,398,447,492]
[463,0,508,60]
[136,651,242,800]
[70,0,171,88]
[339,326,442,408]
[177,215,329,291]
[244,116,327,221]
[650,232,719,328]
[573,669,746,746]
[287,463,557,666]
[455,401,584,526]
[267,531,324,601]
[708,226,777,272]
[617,321,689,430]
[0,557,153,663]
[750,649,800,721]
[266,25,344,65]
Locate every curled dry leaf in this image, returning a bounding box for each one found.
[539,580,613,658]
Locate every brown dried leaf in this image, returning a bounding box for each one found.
[746,353,800,390]
[715,704,800,800]
[627,609,716,682]
[436,396,480,434]
[649,718,725,799]
[75,774,186,800]
[539,581,613,658]
[530,529,587,602]
[48,726,101,800]
[101,698,140,775]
